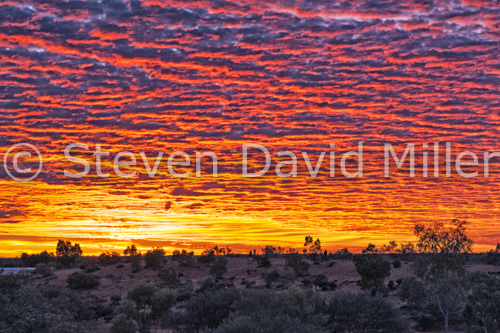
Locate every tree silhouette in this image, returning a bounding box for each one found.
[413,219,474,333]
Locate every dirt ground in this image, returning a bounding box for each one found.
[24,258,500,333]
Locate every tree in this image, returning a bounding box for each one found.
[127,281,157,332]
[124,245,138,256]
[56,240,82,257]
[56,240,82,268]
[304,236,321,254]
[362,243,377,254]
[353,254,391,295]
[144,247,165,270]
[413,219,474,333]
[262,245,277,256]
[381,241,398,254]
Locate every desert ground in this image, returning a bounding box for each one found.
[18,257,499,333]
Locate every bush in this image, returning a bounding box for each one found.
[256,255,271,268]
[84,265,100,273]
[66,272,100,290]
[353,254,391,295]
[198,249,216,263]
[463,272,500,333]
[127,281,157,310]
[158,267,179,286]
[144,247,165,270]
[130,254,142,272]
[321,291,409,332]
[48,322,89,333]
[293,260,310,277]
[265,270,280,288]
[21,251,55,267]
[34,263,53,276]
[329,248,353,260]
[98,251,122,266]
[210,258,228,279]
[313,274,329,288]
[208,313,325,333]
[198,275,218,293]
[178,250,195,267]
[392,260,402,268]
[212,286,318,331]
[109,314,139,333]
[0,273,22,298]
[150,288,177,320]
[183,288,240,331]
[285,253,309,277]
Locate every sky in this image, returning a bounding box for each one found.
[1,0,500,256]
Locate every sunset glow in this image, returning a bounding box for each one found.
[2,0,500,256]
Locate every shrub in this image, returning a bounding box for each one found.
[321,291,409,333]
[183,288,240,331]
[144,247,165,270]
[293,260,310,277]
[127,281,157,310]
[353,254,391,295]
[84,265,100,273]
[208,313,325,333]
[256,255,271,268]
[151,288,177,320]
[210,258,228,279]
[66,272,100,290]
[198,275,218,292]
[111,294,122,305]
[0,273,22,298]
[218,286,317,330]
[463,271,500,333]
[158,267,179,286]
[198,249,216,263]
[21,250,55,267]
[329,248,353,260]
[109,314,139,333]
[98,251,122,266]
[178,250,195,267]
[285,253,309,277]
[130,254,142,272]
[48,322,89,333]
[392,260,402,268]
[34,263,53,276]
[265,270,280,288]
[313,274,329,288]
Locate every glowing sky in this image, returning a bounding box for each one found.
[1,0,500,256]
